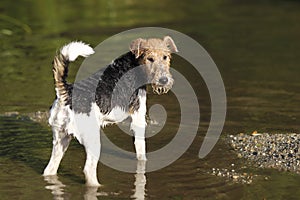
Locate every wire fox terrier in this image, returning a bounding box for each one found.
[43,36,178,186]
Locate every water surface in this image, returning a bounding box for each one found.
[1,0,300,199]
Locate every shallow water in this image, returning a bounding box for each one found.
[1,0,300,199]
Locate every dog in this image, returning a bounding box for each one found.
[43,36,178,186]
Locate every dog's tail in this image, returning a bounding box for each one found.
[53,41,94,102]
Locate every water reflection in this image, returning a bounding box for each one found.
[44,160,147,199]
[83,187,101,200]
[44,175,66,200]
[131,160,147,200]
[44,174,104,200]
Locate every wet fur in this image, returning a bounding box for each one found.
[44,37,177,186]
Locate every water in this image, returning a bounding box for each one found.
[1,0,300,199]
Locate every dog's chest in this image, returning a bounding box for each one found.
[99,106,129,126]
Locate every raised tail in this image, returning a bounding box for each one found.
[52,41,94,102]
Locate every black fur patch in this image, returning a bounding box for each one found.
[65,52,147,114]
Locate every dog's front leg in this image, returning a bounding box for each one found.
[131,122,147,161]
[130,90,147,161]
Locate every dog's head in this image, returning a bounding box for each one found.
[130,36,178,95]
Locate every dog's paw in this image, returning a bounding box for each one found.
[85,178,101,187]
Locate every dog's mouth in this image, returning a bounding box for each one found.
[152,82,173,95]
[150,76,174,95]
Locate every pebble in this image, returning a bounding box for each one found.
[228,132,300,173]
[210,165,255,184]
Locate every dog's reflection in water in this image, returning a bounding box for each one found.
[131,160,146,200]
[44,175,66,200]
[44,160,147,200]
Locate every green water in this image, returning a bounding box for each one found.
[1,0,300,199]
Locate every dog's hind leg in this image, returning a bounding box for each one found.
[74,105,101,187]
[83,143,101,187]
[82,128,101,187]
[43,128,72,176]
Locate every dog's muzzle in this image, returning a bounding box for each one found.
[152,77,173,95]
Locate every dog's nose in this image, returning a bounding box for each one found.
[159,76,168,85]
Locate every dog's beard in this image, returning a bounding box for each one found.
[149,74,174,95]
[152,82,173,95]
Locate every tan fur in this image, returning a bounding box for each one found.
[130,36,178,94]
[52,54,69,102]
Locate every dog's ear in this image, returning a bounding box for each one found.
[163,36,178,53]
[130,38,145,58]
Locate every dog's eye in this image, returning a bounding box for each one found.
[147,57,154,62]
[163,55,168,60]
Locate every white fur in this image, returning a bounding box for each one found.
[131,90,147,160]
[61,41,95,61]
[44,41,149,186]
[101,106,129,127]
[44,85,147,186]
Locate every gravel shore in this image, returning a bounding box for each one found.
[229,132,300,173]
